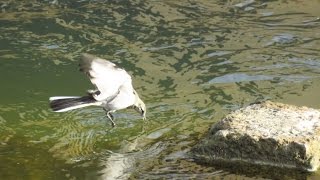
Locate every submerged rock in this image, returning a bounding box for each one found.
[191,101,320,171]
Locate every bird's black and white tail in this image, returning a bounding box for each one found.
[49,96,99,112]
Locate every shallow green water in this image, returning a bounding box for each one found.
[1,0,320,179]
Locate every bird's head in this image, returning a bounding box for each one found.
[133,91,146,120]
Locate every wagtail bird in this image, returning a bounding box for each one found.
[49,53,146,127]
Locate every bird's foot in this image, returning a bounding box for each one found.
[111,121,116,128]
[106,112,116,128]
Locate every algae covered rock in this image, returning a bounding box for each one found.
[191,101,320,171]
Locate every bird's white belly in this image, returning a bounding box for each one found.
[107,96,135,110]
[106,89,135,110]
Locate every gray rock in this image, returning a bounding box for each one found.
[191,101,320,171]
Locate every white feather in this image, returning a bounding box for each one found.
[107,80,135,110]
[85,57,133,101]
[49,96,81,101]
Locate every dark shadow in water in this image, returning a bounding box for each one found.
[193,159,311,180]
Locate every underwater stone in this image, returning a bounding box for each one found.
[191,101,320,171]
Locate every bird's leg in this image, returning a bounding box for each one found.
[104,109,116,127]
[106,112,116,127]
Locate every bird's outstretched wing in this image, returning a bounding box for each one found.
[79,53,133,101]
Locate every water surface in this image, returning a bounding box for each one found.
[1,0,320,179]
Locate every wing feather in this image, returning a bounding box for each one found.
[79,53,133,101]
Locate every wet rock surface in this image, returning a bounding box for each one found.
[191,101,320,171]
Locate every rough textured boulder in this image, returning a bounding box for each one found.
[191,101,320,171]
